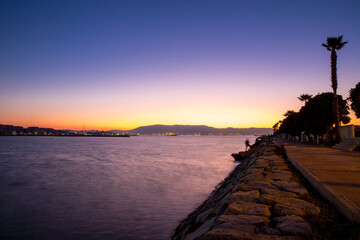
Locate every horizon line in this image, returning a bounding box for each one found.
[0,123,273,132]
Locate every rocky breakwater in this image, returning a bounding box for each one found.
[171,142,320,240]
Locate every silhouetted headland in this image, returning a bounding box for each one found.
[0,124,130,137]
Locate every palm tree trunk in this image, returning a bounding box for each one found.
[331,49,341,143]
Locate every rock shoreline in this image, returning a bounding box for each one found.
[171,141,320,240]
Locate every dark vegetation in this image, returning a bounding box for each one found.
[274,36,356,144]
[275,92,350,143]
[349,82,360,118]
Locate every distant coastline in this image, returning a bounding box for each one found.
[0,124,130,137]
[0,124,272,136]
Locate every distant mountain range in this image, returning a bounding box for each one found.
[109,124,272,135]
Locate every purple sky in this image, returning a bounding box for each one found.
[1,0,359,130]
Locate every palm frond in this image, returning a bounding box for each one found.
[324,35,348,50]
[338,41,348,49]
[322,43,330,51]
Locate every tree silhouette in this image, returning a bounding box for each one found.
[272,122,279,129]
[283,110,295,117]
[276,92,350,143]
[349,82,360,118]
[322,35,348,142]
[297,94,313,104]
[279,112,301,137]
[300,92,350,137]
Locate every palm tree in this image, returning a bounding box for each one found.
[272,122,279,129]
[298,94,313,104]
[322,35,348,143]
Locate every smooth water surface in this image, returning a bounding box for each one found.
[0,136,256,240]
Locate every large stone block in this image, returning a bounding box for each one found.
[263,172,293,182]
[214,192,232,215]
[203,226,255,240]
[196,207,214,223]
[230,190,260,203]
[275,215,312,236]
[273,198,320,217]
[238,181,278,192]
[217,214,270,227]
[185,217,216,240]
[272,181,308,196]
[260,188,298,198]
[224,201,271,217]
[259,194,289,205]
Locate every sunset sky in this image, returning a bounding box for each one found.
[1,0,360,130]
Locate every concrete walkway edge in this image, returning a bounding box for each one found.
[276,143,360,224]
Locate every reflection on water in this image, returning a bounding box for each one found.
[0,136,256,240]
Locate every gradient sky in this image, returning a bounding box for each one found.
[1,0,360,130]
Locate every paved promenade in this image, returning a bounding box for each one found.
[273,138,360,223]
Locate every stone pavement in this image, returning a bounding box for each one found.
[273,138,360,223]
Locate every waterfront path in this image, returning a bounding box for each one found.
[273,138,360,223]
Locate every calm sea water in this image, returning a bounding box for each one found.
[0,135,256,240]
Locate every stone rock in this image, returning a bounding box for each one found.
[231,152,248,161]
[269,161,287,167]
[268,160,288,167]
[243,172,265,179]
[179,226,189,240]
[271,180,295,188]
[254,158,269,165]
[269,165,291,171]
[217,214,270,227]
[224,201,271,217]
[263,172,292,182]
[246,168,265,176]
[257,225,281,235]
[252,159,269,168]
[220,182,237,196]
[255,234,274,240]
[259,190,300,205]
[261,150,277,156]
[275,215,312,236]
[273,198,320,217]
[214,192,231,215]
[196,207,214,223]
[242,173,268,184]
[262,155,284,161]
[272,181,308,196]
[267,169,293,175]
[255,235,301,240]
[245,176,273,184]
[267,236,302,240]
[237,181,278,192]
[280,237,303,240]
[184,217,216,240]
[260,188,298,198]
[230,190,260,203]
[259,194,289,205]
[252,164,269,169]
[204,225,255,240]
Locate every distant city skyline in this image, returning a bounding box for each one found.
[1,0,360,130]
